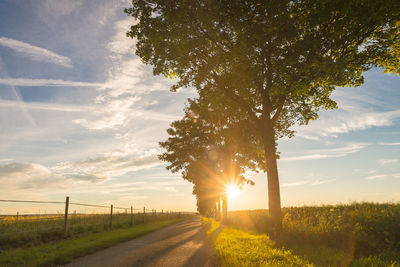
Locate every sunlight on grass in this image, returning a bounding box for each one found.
[203,218,312,266]
[212,204,400,266]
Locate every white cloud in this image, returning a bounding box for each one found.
[291,83,400,140]
[52,148,162,180]
[0,162,69,190]
[323,110,400,134]
[0,37,73,68]
[164,186,178,192]
[298,109,400,139]
[281,181,309,187]
[311,179,336,185]
[281,178,337,187]
[0,100,89,112]
[367,173,400,180]
[38,0,83,17]
[281,144,366,161]
[378,142,400,146]
[73,18,177,132]
[0,78,101,87]
[379,159,398,165]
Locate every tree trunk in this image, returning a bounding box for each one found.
[261,120,282,233]
[222,194,227,222]
[217,198,221,220]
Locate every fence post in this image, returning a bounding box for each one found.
[64,196,69,233]
[143,207,146,223]
[130,206,133,226]
[110,204,113,229]
[16,211,19,224]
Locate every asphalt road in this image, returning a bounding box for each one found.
[65,217,217,267]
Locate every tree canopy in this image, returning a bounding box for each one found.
[126,0,400,228]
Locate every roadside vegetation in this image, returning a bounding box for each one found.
[0,218,188,266]
[0,212,188,250]
[204,203,400,266]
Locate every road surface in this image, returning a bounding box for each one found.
[65,217,217,267]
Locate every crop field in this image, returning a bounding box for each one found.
[206,203,400,266]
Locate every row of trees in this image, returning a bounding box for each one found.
[126,0,400,233]
[159,98,255,219]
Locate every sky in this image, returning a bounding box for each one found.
[0,0,399,214]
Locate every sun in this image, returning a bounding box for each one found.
[226,184,241,199]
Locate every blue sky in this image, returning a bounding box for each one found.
[0,0,399,214]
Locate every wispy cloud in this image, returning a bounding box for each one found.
[73,18,182,132]
[51,148,162,180]
[281,181,309,187]
[0,100,89,112]
[323,110,400,134]
[0,78,101,87]
[379,159,398,165]
[281,144,366,161]
[367,173,400,180]
[0,37,72,68]
[0,162,69,190]
[292,82,400,140]
[37,0,83,17]
[281,178,337,187]
[311,179,337,185]
[378,142,400,146]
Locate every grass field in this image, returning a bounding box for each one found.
[204,203,400,266]
[0,218,188,266]
[0,212,188,250]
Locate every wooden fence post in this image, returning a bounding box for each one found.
[110,204,113,229]
[64,196,69,233]
[143,207,146,223]
[16,211,19,224]
[130,206,133,226]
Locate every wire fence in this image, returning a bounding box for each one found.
[0,196,194,250]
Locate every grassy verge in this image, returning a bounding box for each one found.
[226,204,400,266]
[203,217,312,266]
[204,203,400,266]
[0,213,185,250]
[0,218,187,266]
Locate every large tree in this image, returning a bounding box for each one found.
[126,0,400,228]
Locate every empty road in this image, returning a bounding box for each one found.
[65,217,217,267]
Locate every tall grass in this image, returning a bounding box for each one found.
[217,203,400,266]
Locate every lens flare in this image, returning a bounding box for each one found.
[226,184,241,199]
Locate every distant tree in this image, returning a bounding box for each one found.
[126,0,400,230]
[159,99,254,218]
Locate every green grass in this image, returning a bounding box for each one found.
[205,203,400,266]
[0,212,185,250]
[0,218,187,267]
[204,218,312,266]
